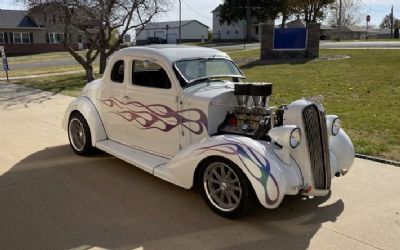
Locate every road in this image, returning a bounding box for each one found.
[7,41,400,71]
[213,41,400,51]
[1,82,400,250]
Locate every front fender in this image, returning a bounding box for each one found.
[155,135,303,209]
[62,96,107,146]
[329,129,355,175]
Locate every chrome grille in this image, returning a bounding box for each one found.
[302,105,331,190]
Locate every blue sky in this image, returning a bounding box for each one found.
[1,0,399,28]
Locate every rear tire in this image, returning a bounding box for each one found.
[198,157,254,218]
[68,112,95,156]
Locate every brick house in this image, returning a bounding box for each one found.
[0,8,88,55]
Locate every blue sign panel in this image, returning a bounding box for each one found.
[274,28,307,50]
[2,57,9,71]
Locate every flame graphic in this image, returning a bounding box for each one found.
[99,97,208,135]
[195,137,280,206]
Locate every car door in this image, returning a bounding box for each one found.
[123,57,181,157]
[97,58,128,143]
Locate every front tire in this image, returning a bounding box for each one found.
[68,112,95,155]
[199,158,254,218]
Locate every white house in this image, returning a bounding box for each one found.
[135,20,209,45]
[212,6,261,41]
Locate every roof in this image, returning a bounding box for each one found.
[321,25,334,30]
[211,6,221,13]
[0,9,40,29]
[136,20,209,30]
[346,25,366,32]
[286,19,306,28]
[112,45,229,65]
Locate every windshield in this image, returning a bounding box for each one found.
[174,58,244,86]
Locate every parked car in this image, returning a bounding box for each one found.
[147,37,166,44]
[62,45,355,217]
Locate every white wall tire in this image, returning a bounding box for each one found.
[198,157,254,218]
[68,112,95,155]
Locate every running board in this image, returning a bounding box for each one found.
[96,140,169,174]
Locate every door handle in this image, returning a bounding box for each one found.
[123,95,130,100]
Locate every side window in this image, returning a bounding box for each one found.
[132,60,171,89]
[111,60,124,83]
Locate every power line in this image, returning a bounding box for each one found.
[359,0,390,13]
[180,0,212,21]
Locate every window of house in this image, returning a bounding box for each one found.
[132,60,171,89]
[111,60,125,83]
[235,29,239,34]
[255,26,259,35]
[227,30,230,35]
[13,32,30,44]
[48,33,64,44]
[0,32,4,43]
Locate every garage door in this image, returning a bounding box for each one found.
[167,33,177,44]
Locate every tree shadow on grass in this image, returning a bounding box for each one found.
[0,76,85,110]
[239,58,314,69]
[0,145,344,250]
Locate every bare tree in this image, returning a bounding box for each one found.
[24,0,166,82]
[327,0,363,26]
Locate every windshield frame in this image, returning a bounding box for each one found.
[173,57,246,86]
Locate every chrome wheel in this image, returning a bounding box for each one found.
[69,118,86,152]
[203,162,242,212]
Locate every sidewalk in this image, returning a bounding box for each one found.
[1,83,399,250]
[0,70,84,81]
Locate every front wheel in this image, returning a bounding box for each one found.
[199,158,254,218]
[68,112,95,155]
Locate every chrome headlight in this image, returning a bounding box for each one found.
[268,125,302,149]
[332,118,341,136]
[290,128,301,148]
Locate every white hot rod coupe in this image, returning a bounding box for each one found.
[63,45,355,217]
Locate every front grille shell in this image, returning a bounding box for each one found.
[302,105,331,190]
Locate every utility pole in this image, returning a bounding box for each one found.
[338,0,342,41]
[178,0,181,44]
[245,0,251,41]
[390,5,394,38]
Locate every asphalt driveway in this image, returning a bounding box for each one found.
[0,82,399,250]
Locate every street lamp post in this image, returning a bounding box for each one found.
[178,0,181,44]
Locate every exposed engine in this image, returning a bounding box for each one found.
[218,82,285,140]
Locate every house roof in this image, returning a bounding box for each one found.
[0,9,40,29]
[136,20,209,31]
[286,19,306,28]
[212,6,221,13]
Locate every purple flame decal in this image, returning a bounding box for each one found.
[195,137,280,206]
[99,97,208,135]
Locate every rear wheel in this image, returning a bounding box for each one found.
[68,112,95,155]
[199,158,253,218]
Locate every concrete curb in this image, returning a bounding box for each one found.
[356,153,400,167]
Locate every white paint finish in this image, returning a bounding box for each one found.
[97,59,127,143]
[62,96,107,146]
[62,46,355,210]
[96,139,169,174]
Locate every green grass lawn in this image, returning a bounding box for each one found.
[9,48,400,161]
[6,50,88,65]
[230,49,400,161]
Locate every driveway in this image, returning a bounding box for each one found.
[0,83,399,250]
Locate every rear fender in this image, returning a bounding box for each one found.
[62,96,107,146]
[156,135,303,209]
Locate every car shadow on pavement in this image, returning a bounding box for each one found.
[0,145,344,250]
